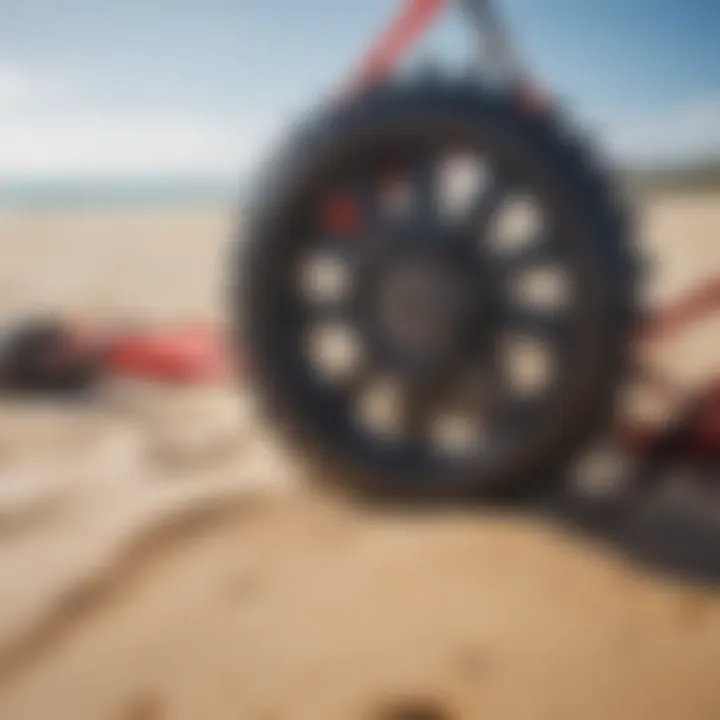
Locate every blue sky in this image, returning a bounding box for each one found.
[1,0,718,179]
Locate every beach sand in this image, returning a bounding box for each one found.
[0,194,718,719]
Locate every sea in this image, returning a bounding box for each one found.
[0,178,244,213]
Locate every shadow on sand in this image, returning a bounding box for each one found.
[537,457,719,585]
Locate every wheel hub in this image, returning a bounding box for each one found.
[358,229,487,374]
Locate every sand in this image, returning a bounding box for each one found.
[0,193,717,719]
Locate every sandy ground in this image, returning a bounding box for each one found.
[0,193,717,720]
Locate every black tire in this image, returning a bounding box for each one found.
[233,80,640,500]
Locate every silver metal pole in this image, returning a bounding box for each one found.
[457,0,524,87]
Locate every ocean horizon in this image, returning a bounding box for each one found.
[0,178,244,212]
[2,159,720,213]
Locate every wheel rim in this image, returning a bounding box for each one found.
[261,130,599,488]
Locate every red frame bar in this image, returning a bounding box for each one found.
[637,276,720,344]
[621,278,720,454]
[344,0,445,96]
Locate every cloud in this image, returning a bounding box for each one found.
[0,114,266,179]
[1,59,719,180]
[0,59,275,179]
[0,62,33,112]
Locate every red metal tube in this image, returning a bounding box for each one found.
[345,0,445,95]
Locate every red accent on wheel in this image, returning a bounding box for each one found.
[322,194,362,235]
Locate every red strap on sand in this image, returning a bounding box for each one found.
[106,325,232,384]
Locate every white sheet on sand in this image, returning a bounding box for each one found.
[0,388,292,664]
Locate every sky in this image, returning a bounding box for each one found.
[0,0,719,181]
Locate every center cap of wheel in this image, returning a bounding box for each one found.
[363,235,479,370]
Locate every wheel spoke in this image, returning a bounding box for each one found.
[500,232,561,276]
[443,362,485,415]
[317,236,361,265]
[412,154,440,226]
[351,176,381,234]
[502,304,570,344]
[338,353,376,405]
[466,344,514,420]
[465,176,509,235]
[397,376,442,446]
[480,337,546,430]
[302,295,353,325]
[497,394,545,438]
